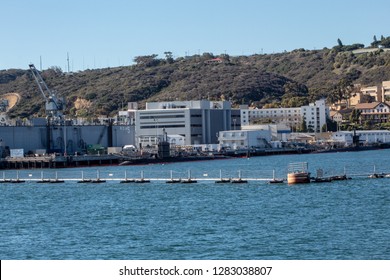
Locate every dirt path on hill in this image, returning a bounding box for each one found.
[1,92,21,111]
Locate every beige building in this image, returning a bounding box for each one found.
[381,81,390,101]
[330,111,343,123]
[330,108,353,124]
[349,81,390,106]
[354,102,390,124]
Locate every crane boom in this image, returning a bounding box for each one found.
[29,64,50,102]
[29,64,64,121]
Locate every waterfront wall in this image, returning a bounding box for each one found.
[0,125,135,155]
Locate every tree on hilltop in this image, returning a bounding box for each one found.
[371,35,379,47]
[379,36,390,48]
[133,54,161,67]
[164,51,174,64]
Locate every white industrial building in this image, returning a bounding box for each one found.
[132,100,241,147]
[331,130,390,146]
[123,99,329,148]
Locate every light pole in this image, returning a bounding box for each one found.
[153,117,158,146]
[63,115,67,156]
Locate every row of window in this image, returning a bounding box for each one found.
[303,108,319,111]
[220,141,246,145]
[243,110,300,114]
[140,115,185,119]
[361,133,390,135]
[244,112,299,116]
[221,132,246,137]
[361,109,389,113]
[242,117,300,122]
[140,124,185,129]
[335,133,390,137]
[161,105,186,109]
[361,115,389,119]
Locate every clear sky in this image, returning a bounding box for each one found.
[1,0,389,71]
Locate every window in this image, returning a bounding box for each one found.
[140,124,185,129]
[140,115,185,119]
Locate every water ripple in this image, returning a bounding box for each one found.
[1,150,390,259]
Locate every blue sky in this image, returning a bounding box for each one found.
[1,0,389,71]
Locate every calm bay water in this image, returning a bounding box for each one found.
[1,150,390,259]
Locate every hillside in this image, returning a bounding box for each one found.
[1,46,390,120]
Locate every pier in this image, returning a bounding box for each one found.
[0,147,321,170]
[0,154,123,169]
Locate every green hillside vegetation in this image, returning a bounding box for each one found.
[1,36,390,120]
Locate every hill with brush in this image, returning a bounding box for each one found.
[1,40,390,120]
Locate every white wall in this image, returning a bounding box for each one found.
[218,130,272,149]
[331,130,390,145]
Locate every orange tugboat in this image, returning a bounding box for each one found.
[287,162,310,184]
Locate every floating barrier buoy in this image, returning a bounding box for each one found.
[287,162,310,184]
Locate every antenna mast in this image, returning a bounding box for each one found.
[67,52,70,73]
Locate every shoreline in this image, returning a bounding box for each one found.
[1,144,390,170]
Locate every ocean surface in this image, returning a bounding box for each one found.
[1,150,390,260]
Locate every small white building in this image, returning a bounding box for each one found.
[167,134,185,146]
[218,129,272,150]
[331,130,390,146]
[242,124,291,141]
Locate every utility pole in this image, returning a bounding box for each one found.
[153,117,159,146]
[64,116,67,156]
